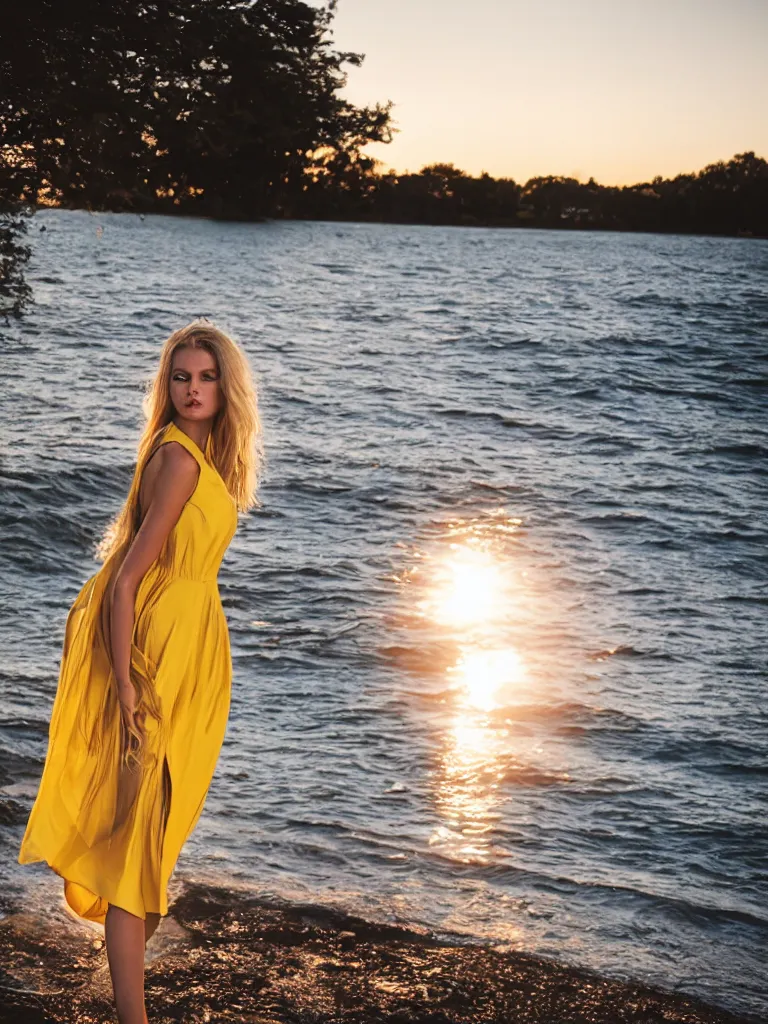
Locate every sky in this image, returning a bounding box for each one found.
[324,0,768,186]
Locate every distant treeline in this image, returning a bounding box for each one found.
[1,1,766,318]
[290,153,768,238]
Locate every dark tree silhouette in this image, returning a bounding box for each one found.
[294,152,767,237]
[0,0,393,313]
[0,0,393,219]
[0,205,32,321]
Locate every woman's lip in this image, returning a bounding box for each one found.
[187,400,202,407]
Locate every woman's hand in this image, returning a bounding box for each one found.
[117,679,146,747]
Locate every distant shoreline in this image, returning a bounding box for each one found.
[30,201,768,242]
[20,150,765,242]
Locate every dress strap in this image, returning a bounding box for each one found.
[163,420,208,465]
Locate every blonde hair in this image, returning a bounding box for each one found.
[90,319,263,772]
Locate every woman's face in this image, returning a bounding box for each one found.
[170,347,222,423]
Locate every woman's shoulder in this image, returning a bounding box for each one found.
[154,439,200,474]
[139,439,200,520]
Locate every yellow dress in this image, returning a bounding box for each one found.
[18,420,239,925]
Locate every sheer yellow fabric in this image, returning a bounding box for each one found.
[18,420,238,924]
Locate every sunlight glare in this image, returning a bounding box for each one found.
[452,646,527,712]
[430,545,509,628]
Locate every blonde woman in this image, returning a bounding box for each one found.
[18,320,262,1024]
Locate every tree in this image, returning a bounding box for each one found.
[0,0,393,219]
[0,204,32,321]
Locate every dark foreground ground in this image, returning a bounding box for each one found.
[0,881,757,1024]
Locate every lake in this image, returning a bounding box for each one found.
[1,209,766,1019]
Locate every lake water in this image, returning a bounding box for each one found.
[1,209,766,1019]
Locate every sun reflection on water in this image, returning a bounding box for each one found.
[391,508,561,871]
[425,545,509,628]
[452,646,527,712]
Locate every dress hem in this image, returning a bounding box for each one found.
[18,851,166,926]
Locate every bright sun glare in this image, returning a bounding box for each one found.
[428,545,507,628]
[453,646,527,712]
[396,514,546,870]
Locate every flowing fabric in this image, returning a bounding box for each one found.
[18,421,239,924]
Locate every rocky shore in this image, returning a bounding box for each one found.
[0,880,756,1024]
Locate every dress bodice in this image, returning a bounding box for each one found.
[151,420,238,583]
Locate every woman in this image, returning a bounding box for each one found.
[18,319,263,1023]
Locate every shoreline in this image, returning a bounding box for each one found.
[26,202,768,241]
[0,880,757,1024]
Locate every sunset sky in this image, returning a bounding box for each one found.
[326,0,768,185]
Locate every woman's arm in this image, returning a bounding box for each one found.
[110,443,199,712]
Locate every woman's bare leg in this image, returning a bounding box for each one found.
[105,903,149,1024]
[144,911,161,946]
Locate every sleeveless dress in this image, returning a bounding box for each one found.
[18,419,239,925]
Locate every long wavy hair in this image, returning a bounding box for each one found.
[90,319,263,772]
